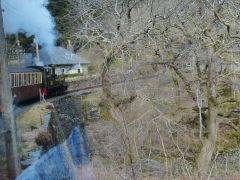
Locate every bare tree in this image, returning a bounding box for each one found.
[66,0,153,98]
[65,0,240,178]
[146,0,240,177]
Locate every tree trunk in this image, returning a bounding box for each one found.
[102,56,112,98]
[196,57,218,177]
[0,1,21,179]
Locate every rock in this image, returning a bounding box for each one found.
[48,110,65,145]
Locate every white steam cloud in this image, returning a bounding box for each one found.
[1,0,57,47]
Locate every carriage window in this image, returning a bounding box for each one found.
[16,74,18,87]
[18,74,20,87]
[37,73,40,84]
[24,74,27,86]
[28,73,31,85]
[37,72,41,84]
[32,73,35,84]
[26,73,28,85]
[22,74,24,86]
[36,73,37,84]
[19,73,22,87]
[29,73,31,85]
[15,74,17,87]
[17,74,19,87]
[26,73,29,85]
[35,73,37,84]
[40,73,42,83]
[14,74,16,87]
[11,74,14,87]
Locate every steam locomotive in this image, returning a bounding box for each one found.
[9,66,67,103]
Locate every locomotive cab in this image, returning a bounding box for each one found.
[42,66,67,97]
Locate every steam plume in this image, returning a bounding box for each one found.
[1,0,57,47]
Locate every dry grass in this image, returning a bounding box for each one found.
[16,102,54,159]
[17,102,53,130]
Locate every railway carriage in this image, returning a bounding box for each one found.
[9,67,42,103]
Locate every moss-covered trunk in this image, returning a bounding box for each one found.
[196,57,218,177]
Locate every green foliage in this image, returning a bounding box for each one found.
[6,33,34,53]
[47,0,74,35]
[19,142,38,159]
[47,0,70,17]
[19,142,30,159]
[47,0,91,49]
[6,34,16,45]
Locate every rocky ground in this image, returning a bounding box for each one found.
[51,95,85,139]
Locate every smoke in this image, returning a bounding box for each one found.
[35,59,44,66]
[1,0,57,47]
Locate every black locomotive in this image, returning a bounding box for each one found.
[9,66,67,103]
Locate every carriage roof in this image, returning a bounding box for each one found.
[8,67,41,73]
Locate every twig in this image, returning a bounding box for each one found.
[156,127,169,180]
[196,87,203,144]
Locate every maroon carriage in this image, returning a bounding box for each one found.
[9,67,42,103]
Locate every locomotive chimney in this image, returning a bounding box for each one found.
[34,37,40,61]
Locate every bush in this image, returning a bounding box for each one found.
[35,131,53,148]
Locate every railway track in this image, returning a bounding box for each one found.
[51,74,160,100]
[67,74,159,94]
[15,74,160,115]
